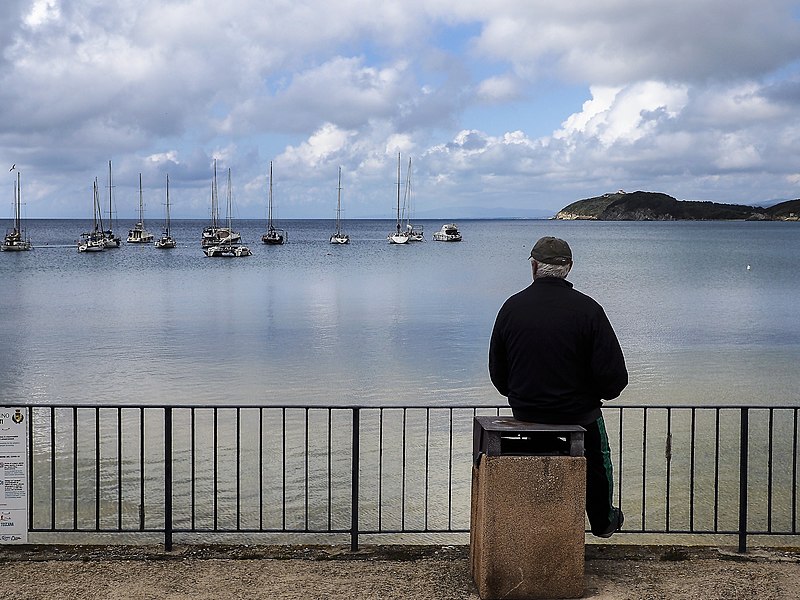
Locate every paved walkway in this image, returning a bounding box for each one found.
[0,544,799,599]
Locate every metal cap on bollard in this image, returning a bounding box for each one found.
[472,415,585,466]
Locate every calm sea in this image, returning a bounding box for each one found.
[1,218,798,408]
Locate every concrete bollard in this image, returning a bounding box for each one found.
[470,416,586,599]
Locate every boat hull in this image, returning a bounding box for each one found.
[155,237,177,249]
[1,242,32,251]
[2,232,32,251]
[388,231,410,244]
[204,244,251,257]
[330,234,350,244]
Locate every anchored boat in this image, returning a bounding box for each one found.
[433,223,462,242]
[154,174,176,249]
[329,167,349,244]
[204,168,251,257]
[2,169,32,252]
[261,161,287,245]
[127,174,154,243]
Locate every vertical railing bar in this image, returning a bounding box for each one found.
[236,407,241,531]
[424,408,430,532]
[641,408,648,530]
[305,408,310,531]
[767,408,774,533]
[259,407,264,532]
[714,409,721,532]
[191,408,196,531]
[164,407,173,551]
[616,407,624,510]
[282,407,286,531]
[350,408,360,551]
[73,407,78,530]
[139,408,145,531]
[327,409,333,532]
[689,408,696,532]
[50,407,56,531]
[95,407,100,531]
[117,408,123,531]
[213,408,218,531]
[738,407,749,553]
[401,408,407,531]
[378,408,384,530]
[665,408,672,532]
[448,408,455,531]
[793,409,798,533]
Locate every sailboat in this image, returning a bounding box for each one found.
[204,168,251,257]
[127,174,154,243]
[154,174,176,249]
[404,157,424,242]
[78,179,106,252]
[329,166,349,244]
[2,169,33,251]
[261,161,287,245]
[102,160,121,248]
[387,152,410,244]
[201,159,241,248]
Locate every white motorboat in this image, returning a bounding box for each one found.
[154,174,176,249]
[330,167,350,244]
[2,169,33,252]
[433,223,462,242]
[127,174,154,243]
[261,161,287,245]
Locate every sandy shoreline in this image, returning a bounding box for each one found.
[1,544,799,599]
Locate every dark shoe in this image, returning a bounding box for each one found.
[594,508,624,538]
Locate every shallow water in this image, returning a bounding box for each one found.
[2,218,798,408]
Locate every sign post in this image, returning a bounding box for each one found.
[0,408,28,544]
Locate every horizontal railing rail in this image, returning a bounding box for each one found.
[18,403,800,552]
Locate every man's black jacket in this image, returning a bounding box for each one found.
[489,277,628,425]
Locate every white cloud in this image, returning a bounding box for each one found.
[556,82,689,146]
[281,123,356,168]
[476,74,521,103]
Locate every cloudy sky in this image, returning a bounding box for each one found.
[2,0,800,220]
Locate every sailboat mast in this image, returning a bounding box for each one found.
[404,157,412,228]
[227,168,233,231]
[94,178,105,232]
[165,174,171,236]
[268,161,273,228]
[211,159,218,229]
[396,152,401,234]
[138,173,145,227]
[108,160,114,229]
[14,172,21,232]
[336,166,342,234]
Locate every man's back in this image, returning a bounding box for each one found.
[489,275,627,425]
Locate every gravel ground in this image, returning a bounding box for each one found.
[0,544,798,599]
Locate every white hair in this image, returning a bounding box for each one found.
[531,259,571,280]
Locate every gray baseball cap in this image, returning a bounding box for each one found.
[529,236,572,265]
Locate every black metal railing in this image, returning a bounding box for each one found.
[22,404,800,552]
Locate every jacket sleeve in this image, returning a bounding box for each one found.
[489,311,510,397]
[590,308,629,400]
